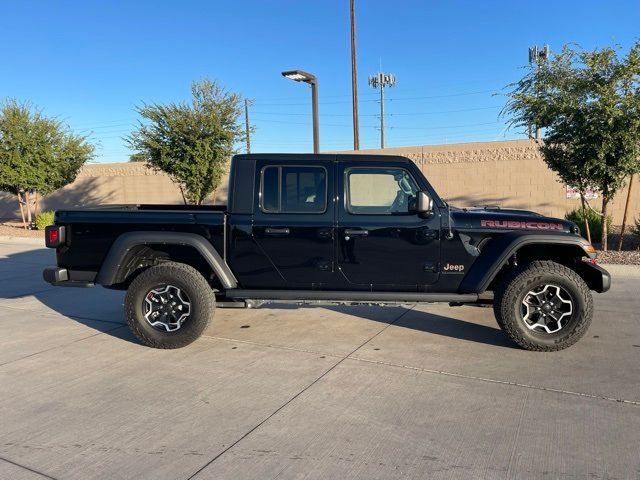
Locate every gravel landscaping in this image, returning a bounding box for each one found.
[0,220,44,239]
[596,250,640,265]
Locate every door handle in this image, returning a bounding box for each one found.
[265,227,290,235]
[344,229,368,236]
[344,229,368,241]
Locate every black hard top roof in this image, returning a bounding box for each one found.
[233,153,412,163]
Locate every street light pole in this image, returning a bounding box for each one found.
[310,78,319,154]
[282,70,320,153]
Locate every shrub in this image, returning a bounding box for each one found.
[34,211,55,230]
[565,208,612,242]
[633,217,640,239]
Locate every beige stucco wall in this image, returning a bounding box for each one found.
[336,139,639,224]
[1,139,638,224]
[0,163,229,218]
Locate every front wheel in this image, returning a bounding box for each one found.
[124,262,215,349]
[494,260,593,351]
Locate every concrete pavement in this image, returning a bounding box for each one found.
[1,238,639,479]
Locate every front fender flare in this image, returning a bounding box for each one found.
[459,232,592,293]
[95,231,238,289]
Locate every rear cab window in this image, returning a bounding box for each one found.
[260,165,327,214]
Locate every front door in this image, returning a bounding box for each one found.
[251,159,335,288]
[336,162,441,289]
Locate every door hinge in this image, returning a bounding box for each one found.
[423,262,439,273]
[419,229,439,240]
[317,228,333,240]
[316,260,332,271]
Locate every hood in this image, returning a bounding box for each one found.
[450,205,578,234]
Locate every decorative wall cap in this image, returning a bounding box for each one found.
[332,139,543,165]
[78,162,168,178]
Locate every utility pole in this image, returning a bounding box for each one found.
[244,99,251,153]
[368,72,395,149]
[528,44,550,139]
[350,0,360,150]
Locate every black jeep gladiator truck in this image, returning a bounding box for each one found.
[43,154,610,351]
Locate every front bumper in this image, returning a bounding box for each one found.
[43,267,96,288]
[575,262,611,293]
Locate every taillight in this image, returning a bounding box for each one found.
[45,225,65,248]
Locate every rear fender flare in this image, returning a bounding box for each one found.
[95,231,237,288]
[459,232,592,293]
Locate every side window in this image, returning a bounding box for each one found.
[346,167,419,215]
[260,165,327,214]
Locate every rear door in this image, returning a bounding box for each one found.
[336,161,441,289]
[251,158,335,287]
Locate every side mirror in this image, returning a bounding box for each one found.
[416,191,434,214]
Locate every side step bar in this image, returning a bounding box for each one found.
[224,289,478,304]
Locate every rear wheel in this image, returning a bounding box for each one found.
[124,262,215,349]
[493,260,593,351]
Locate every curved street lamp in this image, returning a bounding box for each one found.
[281,70,319,153]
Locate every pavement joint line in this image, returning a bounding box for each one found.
[506,389,529,478]
[184,305,415,480]
[0,455,58,480]
[204,316,638,406]
[0,303,125,326]
[5,287,58,300]
[205,317,640,406]
[347,355,640,406]
[64,314,125,327]
[0,324,126,368]
[0,327,147,407]
[201,334,345,360]
[0,260,51,267]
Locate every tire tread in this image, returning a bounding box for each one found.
[493,260,593,351]
[124,262,215,349]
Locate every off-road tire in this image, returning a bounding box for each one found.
[124,262,215,349]
[493,260,593,351]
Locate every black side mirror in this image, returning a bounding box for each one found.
[416,191,434,214]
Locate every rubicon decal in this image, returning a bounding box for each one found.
[480,220,564,230]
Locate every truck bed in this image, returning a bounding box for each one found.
[54,205,226,282]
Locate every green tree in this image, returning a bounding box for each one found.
[504,42,640,250]
[127,79,245,205]
[0,99,95,228]
[129,152,147,162]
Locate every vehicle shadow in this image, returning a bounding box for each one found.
[1,247,140,344]
[258,303,516,349]
[1,247,515,349]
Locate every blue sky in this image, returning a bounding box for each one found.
[2,0,638,162]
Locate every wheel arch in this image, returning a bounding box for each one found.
[459,232,594,294]
[95,231,237,289]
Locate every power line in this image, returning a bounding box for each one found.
[389,105,502,116]
[388,121,500,131]
[65,88,506,130]
[84,119,505,137]
[253,87,503,107]
[252,103,503,118]
[387,89,502,102]
[386,126,510,142]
